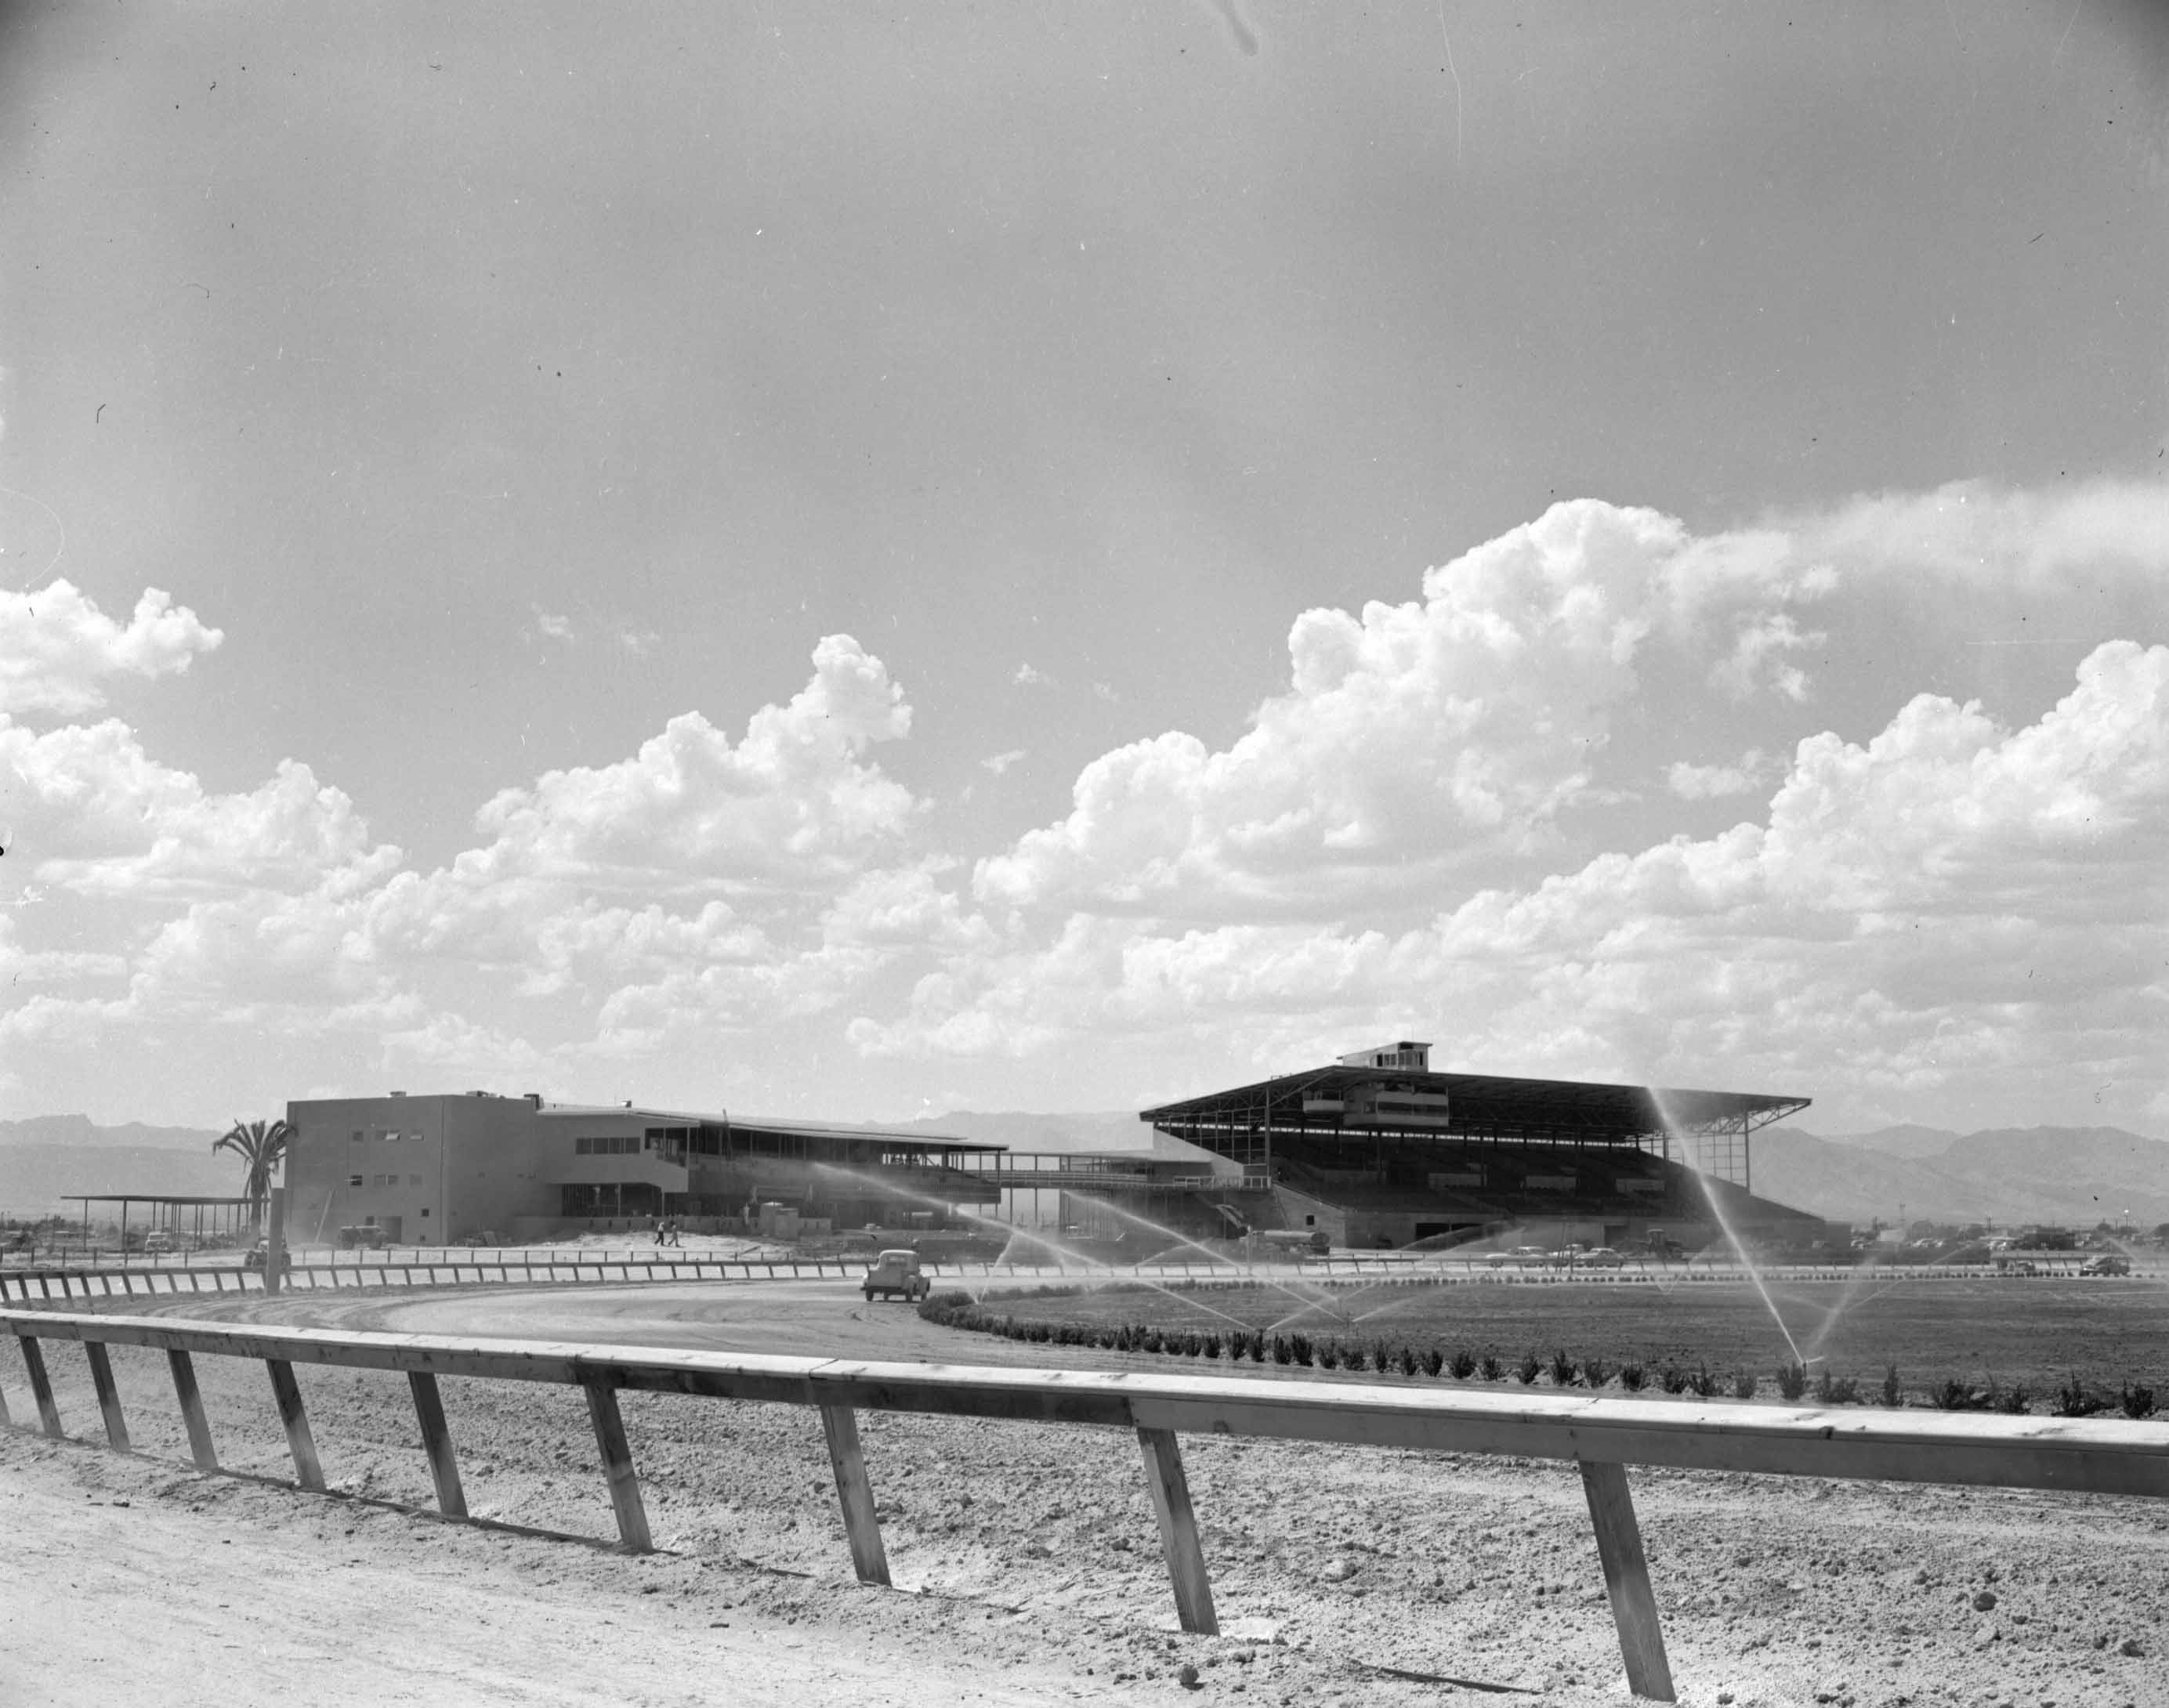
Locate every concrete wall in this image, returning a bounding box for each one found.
[288,1093,558,1244]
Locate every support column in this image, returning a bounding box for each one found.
[19,1336,63,1438]
[581,1377,651,1552]
[263,1185,287,1298]
[167,1349,218,1471]
[1579,1458,1675,1702]
[820,1404,890,1586]
[408,1371,466,1518]
[85,1342,130,1451]
[1135,1424,1217,1635]
[265,1359,325,1490]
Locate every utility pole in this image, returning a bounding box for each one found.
[264,1184,287,1297]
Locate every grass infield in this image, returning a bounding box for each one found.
[928,1275,2169,1406]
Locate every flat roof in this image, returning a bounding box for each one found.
[538,1102,1006,1156]
[1141,1065,1809,1141]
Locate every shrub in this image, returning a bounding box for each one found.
[1582,1357,1612,1389]
[1397,1345,1420,1378]
[2052,1372,2107,1417]
[1732,1371,1758,1401]
[1690,1364,1722,1399]
[1929,1378,1990,1412]
[1422,1348,1447,1377]
[1247,1331,1266,1363]
[1202,1333,1222,1360]
[1371,1341,1394,1374]
[1515,1352,1541,1385]
[2120,1382,2158,1420]
[1448,1348,1477,1380]
[1548,1349,1578,1387]
[1659,1365,1688,1395]
[1316,1341,1340,1370]
[1271,1334,1293,1366]
[1619,1362,1646,1392]
[1776,1362,1809,1401]
[1142,1329,1164,1355]
[1289,1333,1313,1368]
[1816,1370,1861,1406]
[1992,1382,2030,1415]
[1481,1353,1505,1383]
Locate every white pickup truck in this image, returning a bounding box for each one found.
[862,1248,931,1302]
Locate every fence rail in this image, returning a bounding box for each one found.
[0,1253,2133,1305]
[6,1305,2167,1701]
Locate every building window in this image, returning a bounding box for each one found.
[350,1130,364,1144]
[408,1174,423,1186]
[421,1207,430,1218]
[575,1137,592,1155]
[348,1174,364,1188]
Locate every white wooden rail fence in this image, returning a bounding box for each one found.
[8,1307,2169,1700]
[0,1254,2105,1305]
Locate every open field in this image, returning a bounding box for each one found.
[936,1276,2169,1401]
[7,1279,2169,1707]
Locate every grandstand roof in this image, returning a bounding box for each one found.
[1141,1065,1808,1145]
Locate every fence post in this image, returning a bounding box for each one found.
[17,1336,63,1438]
[1578,1458,1675,1701]
[265,1359,326,1491]
[408,1370,467,1518]
[581,1377,652,1552]
[167,1349,219,1471]
[85,1341,130,1450]
[1135,1425,1218,1634]
[820,1404,891,1586]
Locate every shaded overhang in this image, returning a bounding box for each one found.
[1141,1066,1809,1144]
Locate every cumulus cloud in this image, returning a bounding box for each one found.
[861,642,2169,1127]
[1666,749,1778,800]
[462,633,918,893]
[1,717,382,899]
[980,748,1027,776]
[1012,663,1051,687]
[0,579,223,716]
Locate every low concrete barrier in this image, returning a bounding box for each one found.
[6,1305,2167,1700]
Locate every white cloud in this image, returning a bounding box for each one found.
[980,748,1027,776]
[1,579,223,716]
[462,633,918,893]
[2,717,382,899]
[1666,749,1777,800]
[1012,663,1051,687]
[860,642,2169,1128]
[534,609,575,643]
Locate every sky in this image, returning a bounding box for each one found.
[1,2,2165,1136]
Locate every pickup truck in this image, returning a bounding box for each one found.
[862,1248,931,1302]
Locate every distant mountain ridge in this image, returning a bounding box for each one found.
[0,1114,227,1151]
[1754,1123,2169,1227]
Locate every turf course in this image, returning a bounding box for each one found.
[951,1276,2169,1398]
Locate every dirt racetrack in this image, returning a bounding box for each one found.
[5,1277,2169,1708]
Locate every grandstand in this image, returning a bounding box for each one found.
[1132,1043,1827,1253]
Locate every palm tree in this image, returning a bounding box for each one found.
[215,1117,291,1230]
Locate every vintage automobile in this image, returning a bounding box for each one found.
[862,1248,931,1302]
[2082,1253,2132,1276]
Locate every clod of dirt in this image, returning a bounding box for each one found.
[1971,1589,1999,1611]
[1319,1558,1357,1582]
[1177,1662,1200,1688]
[2120,1635,2146,1657]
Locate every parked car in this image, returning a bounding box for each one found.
[1577,1247,1625,1268]
[2083,1254,2132,1276]
[862,1248,930,1302]
[140,1230,176,1255]
[1486,1245,1546,1269]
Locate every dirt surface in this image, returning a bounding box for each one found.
[5,1278,2169,1707]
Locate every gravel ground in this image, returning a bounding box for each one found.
[5,1280,2168,1707]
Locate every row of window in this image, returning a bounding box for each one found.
[349,1128,422,1143]
[574,1134,646,1155]
[346,1173,425,1189]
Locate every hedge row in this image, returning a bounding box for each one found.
[914,1291,2160,1417]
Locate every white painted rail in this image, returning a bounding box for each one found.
[7,1306,2168,1700]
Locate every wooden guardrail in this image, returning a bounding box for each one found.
[6,1307,2168,1700]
